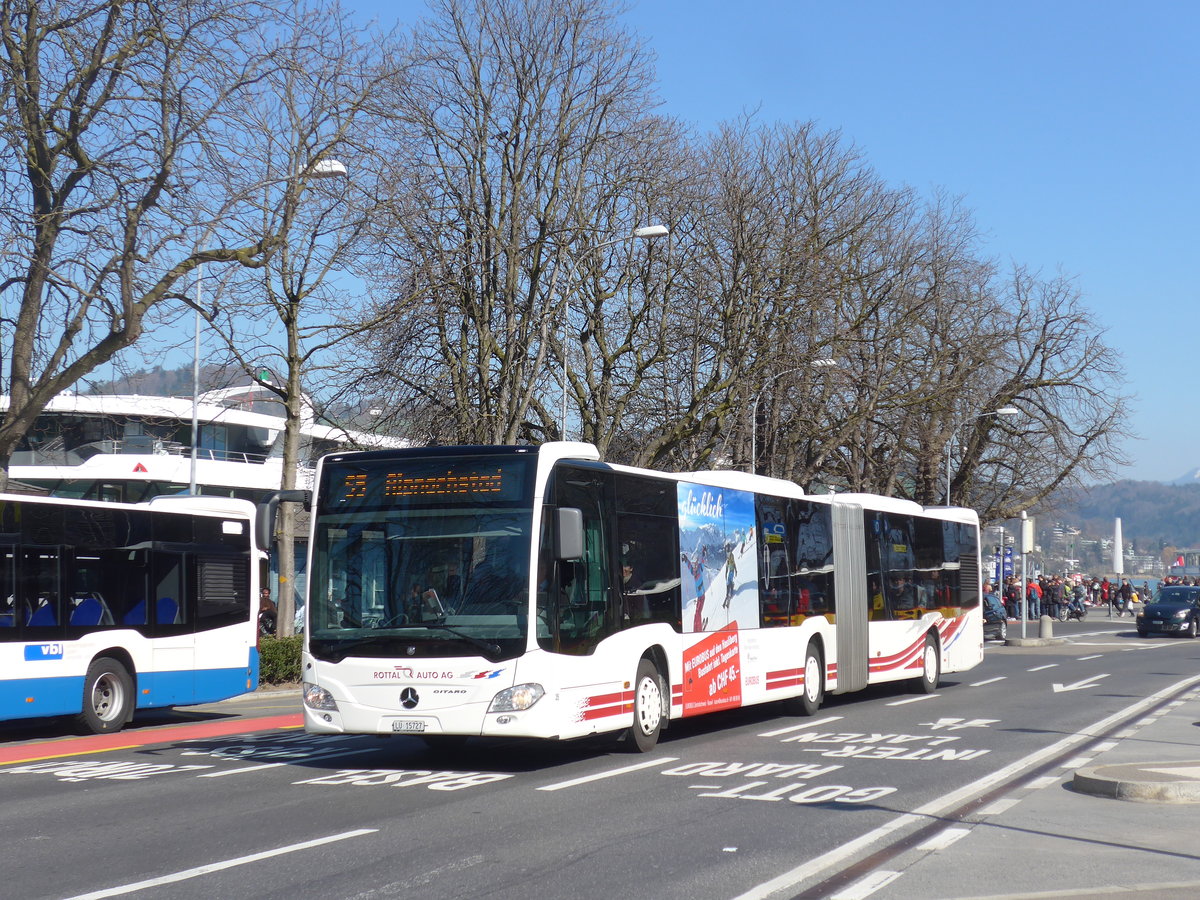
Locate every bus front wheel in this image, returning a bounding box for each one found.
[628,658,664,753]
[77,658,134,735]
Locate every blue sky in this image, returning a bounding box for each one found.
[352,1,1198,482]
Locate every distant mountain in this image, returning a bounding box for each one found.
[1168,468,1200,487]
[1053,480,1200,549]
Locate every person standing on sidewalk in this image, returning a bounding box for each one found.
[1027,578,1042,619]
[1117,577,1134,615]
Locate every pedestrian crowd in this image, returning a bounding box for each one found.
[981,574,1186,622]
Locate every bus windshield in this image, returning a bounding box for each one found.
[308,453,535,661]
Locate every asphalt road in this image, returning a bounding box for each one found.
[3,616,1197,900]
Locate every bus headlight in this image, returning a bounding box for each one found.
[488,683,545,713]
[303,682,339,712]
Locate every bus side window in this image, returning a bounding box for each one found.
[0,546,14,630]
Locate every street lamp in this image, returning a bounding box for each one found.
[944,406,1019,506]
[558,224,669,438]
[188,158,348,494]
[748,358,837,476]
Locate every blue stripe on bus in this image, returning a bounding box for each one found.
[0,648,261,723]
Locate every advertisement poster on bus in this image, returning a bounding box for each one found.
[681,622,741,716]
[677,482,759,634]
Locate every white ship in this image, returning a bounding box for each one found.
[4,382,401,502]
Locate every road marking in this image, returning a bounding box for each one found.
[1028,664,1058,671]
[1077,654,1102,660]
[1061,756,1093,769]
[978,797,1020,816]
[759,716,842,737]
[1029,775,1060,789]
[1051,674,1109,693]
[537,756,678,792]
[732,672,1200,900]
[829,870,902,900]
[969,677,1006,687]
[197,748,367,777]
[62,828,377,899]
[917,826,970,851]
[885,695,940,706]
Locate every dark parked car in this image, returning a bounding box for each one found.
[1136,585,1200,638]
[983,593,1008,641]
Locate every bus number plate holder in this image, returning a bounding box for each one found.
[391,719,426,733]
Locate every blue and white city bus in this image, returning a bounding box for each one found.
[279,442,982,751]
[0,493,261,733]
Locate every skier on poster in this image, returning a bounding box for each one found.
[723,542,737,611]
[683,547,708,631]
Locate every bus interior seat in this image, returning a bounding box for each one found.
[156,597,179,624]
[27,601,57,627]
[70,596,114,627]
[123,599,147,625]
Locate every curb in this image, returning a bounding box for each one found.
[1003,637,1067,647]
[1073,760,1200,803]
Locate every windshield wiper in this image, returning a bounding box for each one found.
[416,622,502,657]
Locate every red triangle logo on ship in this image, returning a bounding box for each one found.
[132,463,148,473]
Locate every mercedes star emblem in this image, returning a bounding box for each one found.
[400,687,419,709]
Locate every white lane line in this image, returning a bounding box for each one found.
[537,756,678,791]
[978,797,1021,816]
[1028,664,1058,671]
[198,748,368,777]
[829,870,902,900]
[732,672,1200,900]
[63,829,378,899]
[759,716,843,737]
[917,827,971,851]
[1077,654,1102,661]
[969,677,1006,687]
[886,694,940,706]
[1061,756,1094,769]
[1028,775,1060,789]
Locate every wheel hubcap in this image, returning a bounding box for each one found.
[93,674,121,722]
[804,655,821,702]
[636,676,662,735]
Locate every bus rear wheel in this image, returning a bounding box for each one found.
[627,658,664,753]
[784,643,824,716]
[76,658,134,734]
[911,635,941,694]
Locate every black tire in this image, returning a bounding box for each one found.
[911,634,940,694]
[1137,628,1149,638]
[76,658,134,734]
[784,643,824,716]
[1188,619,1199,639]
[1057,606,1067,622]
[627,658,664,753]
[997,619,1008,641]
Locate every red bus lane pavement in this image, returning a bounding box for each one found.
[0,713,302,766]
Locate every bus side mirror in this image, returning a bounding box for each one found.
[555,507,584,561]
[256,490,311,551]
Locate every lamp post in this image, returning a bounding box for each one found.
[559,224,669,439]
[748,358,837,476]
[188,158,348,494]
[944,406,1019,505]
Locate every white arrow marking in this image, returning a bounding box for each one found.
[1052,673,1110,693]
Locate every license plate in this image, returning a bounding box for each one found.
[1151,620,1163,625]
[391,719,426,733]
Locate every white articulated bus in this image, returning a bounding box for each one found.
[0,493,260,733]
[281,442,982,751]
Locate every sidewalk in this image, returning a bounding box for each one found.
[864,682,1200,900]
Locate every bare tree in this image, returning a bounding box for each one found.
[355,0,661,444]
[0,0,295,490]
